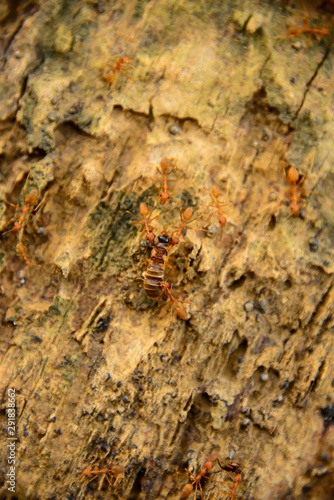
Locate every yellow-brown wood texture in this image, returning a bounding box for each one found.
[0,1,333,499]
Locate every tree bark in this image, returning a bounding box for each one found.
[0,1,333,499]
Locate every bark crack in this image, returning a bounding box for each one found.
[304,278,334,330]
[293,45,331,120]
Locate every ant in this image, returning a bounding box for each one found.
[1,182,44,265]
[177,459,215,499]
[287,16,329,40]
[16,243,31,266]
[124,200,160,244]
[101,56,135,86]
[200,186,231,227]
[82,453,124,488]
[169,206,205,244]
[159,281,210,331]
[149,157,180,205]
[217,460,243,499]
[1,188,40,236]
[277,164,311,216]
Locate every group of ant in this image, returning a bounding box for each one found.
[124,156,233,331]
[121,154,313,332]
[0,180,43,266]
[81,451,243,500]
[98,10,330,88]
[177,458,243,500]
[0,8,328,500]
[0,6,325,265]
[0,155,312,294]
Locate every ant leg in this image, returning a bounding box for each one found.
[119,71,135,81]
[33,193,47,213]
[86,473,100,485]
[153,165,164,179]
[172,282,191,299]
[166,165,177,176]
[177,298,211,318]
[124,210,142,222]
[298,173,310,185]
[160,300,174,331]
[160,301,171,315]
[199,187,212,197]
[167,301,175,332]
[164,263,174,278]
[104,472,113,487]
[119,67,135,75]
[16,243,31,266]
[123,63,136,70]
[274,196,294,210]
[1,215,20,232]
[176,470,192,480]
[298,188,320,196]
[2,199,20,210]
[147,205,160,224]
[198,480,204,500]
[101,63,115,79]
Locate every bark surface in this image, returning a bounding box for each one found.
[0,1,333,499]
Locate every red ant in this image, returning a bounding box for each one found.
[169,206,205,244]
[101,56,134,86]
[177,460,215,499]
[1,189,40,236]
[1,182,44,265]
[159,281,210,331]
[277,165,311,216]
[200,186,231,227]
[149,157,180,205]
[124,200,160,244]
[16,242,31,266]
[82,454,124,488]
[287,16,329,40]
[217,460,244,499]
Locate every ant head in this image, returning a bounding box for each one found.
[160,281,170,290]
[146,232,155,244]
[139,202,149,216]
[203,460,214,470]
[171,236,179,246]
[82,468,91,477]
[287,166,299,183]
[159,191,170,204]
[291,202,300,216]
[120,56,130,64]
[218,215,227,226]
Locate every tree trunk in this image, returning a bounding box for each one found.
[0,1,333,499]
